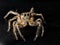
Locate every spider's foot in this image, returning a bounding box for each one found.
[4,16,6,19]
[7,29,10,32]
[33,37,37,41]
[33,35,38,41]
[41,34,43,37]
[23,38,26,42]
[16,38,18,40]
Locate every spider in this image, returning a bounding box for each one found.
[4,7,45,41]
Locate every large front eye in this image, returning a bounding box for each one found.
[24,14,26,16]
[27,14,29,16]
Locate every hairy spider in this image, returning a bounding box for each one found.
[4,7,45,41]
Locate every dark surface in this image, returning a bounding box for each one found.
[0,0,60,45]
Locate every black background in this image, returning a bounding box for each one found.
[0,0,60,45]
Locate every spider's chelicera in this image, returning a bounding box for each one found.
[4,7,45,41]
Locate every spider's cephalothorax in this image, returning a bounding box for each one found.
[4,7,45,41]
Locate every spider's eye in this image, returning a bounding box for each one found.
[27,14,29,16]
[24,14,26,16]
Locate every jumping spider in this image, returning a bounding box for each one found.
[4,7,45,41]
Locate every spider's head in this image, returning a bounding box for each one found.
[21,12,30,20]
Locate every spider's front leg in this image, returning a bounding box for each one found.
[16,23,26,41]
[4,10,20,19]
[33,19,42,41]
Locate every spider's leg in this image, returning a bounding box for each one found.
[16,24,26,41]
[7,17,17,32]
[30,7,34,13]
[13,21,18,40]
[41,25,44,37]
[7,20,11,32]
[36,14,44,21]
[33,25,41,41]
[33,19,41,41]
[4,11,20,19]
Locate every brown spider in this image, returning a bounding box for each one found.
[4,7,44,41]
